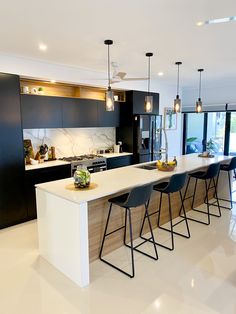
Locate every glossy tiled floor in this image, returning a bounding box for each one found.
[0,202,236,314]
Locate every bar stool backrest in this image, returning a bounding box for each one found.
[124,183,153,208]
[205,162,220,179]
[165,172,187,193]
[228,157,236,171]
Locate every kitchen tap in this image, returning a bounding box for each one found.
[157,128,168,163]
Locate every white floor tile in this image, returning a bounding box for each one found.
[0,205,236,314]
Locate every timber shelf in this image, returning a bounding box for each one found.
[20,78,126,102]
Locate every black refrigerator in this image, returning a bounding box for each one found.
[117,114,162,164]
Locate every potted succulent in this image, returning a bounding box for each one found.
[38,87,44,95]
[74,166,91,188]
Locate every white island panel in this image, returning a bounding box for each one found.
[36,189,89,287]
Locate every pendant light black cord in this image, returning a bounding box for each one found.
[148,56,150,95]
[175,62,182,97]
[108,44,111,89]
[104,40,113,90]
[199,71,201,99]
[198,69,204,100]
[146,52,153,96]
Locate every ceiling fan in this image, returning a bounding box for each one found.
[110,62,148,84]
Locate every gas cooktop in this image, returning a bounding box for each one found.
[59,154,103,162]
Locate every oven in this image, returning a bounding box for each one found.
[70,158,107,176]
[59,154,107,176]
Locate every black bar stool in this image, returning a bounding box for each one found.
[140,172,190,251]
[216,157,236,209]
[99,183,158,278]
[180,162,221,225]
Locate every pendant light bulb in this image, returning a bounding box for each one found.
[174,62,182,113]
[104,39,114,112]
[144,52,153,113]
[196,69,204,113]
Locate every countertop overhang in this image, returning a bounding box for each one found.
[36,154,231,205]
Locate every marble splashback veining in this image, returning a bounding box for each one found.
[23,128,116,157]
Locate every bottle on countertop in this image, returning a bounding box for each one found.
[51,146,56,160]
[173,156,177,166]
[117,141,123,153]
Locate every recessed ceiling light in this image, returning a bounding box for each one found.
[196,21,204,26]
[158,72,164,76]
[39,44,47,51]
[197,16,236,26]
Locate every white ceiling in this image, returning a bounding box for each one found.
[0,0,236,88]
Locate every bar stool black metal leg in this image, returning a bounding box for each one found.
[127,208,135,278]
[179,190,191,238]
[228,171,233,209]
[168,194,174,250]
[179,176,190,216]
[99,203,113,259]
[157,192,163,227]
[123,208,128,245]
[191,178,198,210]
[145,204,159,260]
[213,177,221,217]
[205,180,211,225]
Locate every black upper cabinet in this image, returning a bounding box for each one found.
[0,73,27,228]
[132,91,159,115]
[62,98,98,127]
[97,100,120,127]
[21,95,120,128]
[21,94,63,128]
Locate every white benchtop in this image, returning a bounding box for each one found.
[99,152,133,158]
[36,154,231,205]
[25,160,70,171]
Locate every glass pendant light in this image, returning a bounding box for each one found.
[104,39,114,111]
[144,52,153,113]
[173,61,182,113]
[196,69,204,113]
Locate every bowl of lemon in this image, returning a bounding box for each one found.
[156,160,176,172]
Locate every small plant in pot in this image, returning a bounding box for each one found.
[38,87,44,95]
[74,166,91,188]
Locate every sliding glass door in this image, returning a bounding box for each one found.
[229,112,236,155]
[183,111,229,155]
[206,112,226,154]
[185,113,205,154]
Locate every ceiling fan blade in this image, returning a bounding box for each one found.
[122,77,148,81]
[116,72,127,79]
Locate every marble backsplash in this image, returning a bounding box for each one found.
[23,128,116,158]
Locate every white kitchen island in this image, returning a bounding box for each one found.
[36,154,232,287]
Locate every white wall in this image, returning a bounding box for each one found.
[0,53,182,157]
[182,84,236,108]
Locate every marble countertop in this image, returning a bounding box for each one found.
[36,154,231,205]
[99,152,133,158]
[25,160,71,171]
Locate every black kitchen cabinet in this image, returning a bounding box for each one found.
[97,100,120,127]
[62,98,98,127]
[132,91,159,115]
[107,155,133,170]
[25,164,71,219]
[0,73,27,229]
[120,90,159,126]
[21,94,63,128]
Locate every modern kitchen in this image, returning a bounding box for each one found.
[0,1,236,314]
